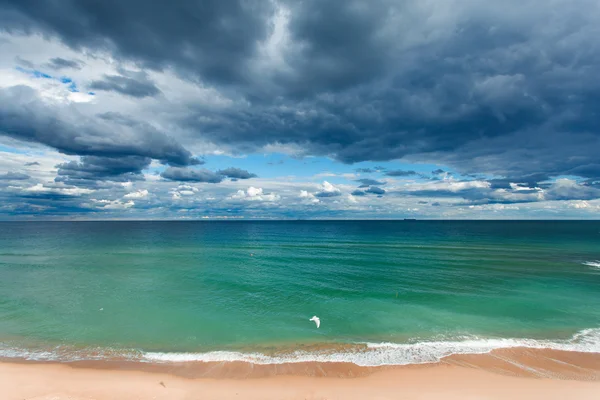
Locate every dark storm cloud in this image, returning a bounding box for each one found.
[488,179,514,189]
[8,189,96,215]
[161,167,257,183]
[566,164,600,179]
[432,169,445,175]
[0,0,275,85]
[90,71,160,98]
[356,166,386,173]
[351,189,366,196]
[24,161,40,166]
[279,0,393,95]
[0,171,30,180]
[0,86,198,167]
[46,57,82,70]
[217,167,257,180]
[0,181,97,217]
[384,170,418,177]
[355,178,385,187]
[18,191,80,201]
[314,190,341,198]
[2,0,600,199]
[161,167,224,183]
[179,0,600,183]
[55,155,151,185]
[365,186,385,195]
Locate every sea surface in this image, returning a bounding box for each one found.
[0,221,599,366]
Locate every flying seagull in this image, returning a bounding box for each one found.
[309,315,320,328]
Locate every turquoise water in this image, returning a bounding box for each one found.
[1,221,599,365]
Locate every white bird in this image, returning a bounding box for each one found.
[309,315,320,328]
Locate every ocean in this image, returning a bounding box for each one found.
[0,221,599,366]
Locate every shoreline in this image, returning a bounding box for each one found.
[2,352,600,400]
[3,326,599,369]
[2,346,599,380]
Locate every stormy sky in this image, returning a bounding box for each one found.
[1,0,599,219]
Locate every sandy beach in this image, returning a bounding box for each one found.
[2,348,600,400]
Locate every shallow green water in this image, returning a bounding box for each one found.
[0,221,599,365]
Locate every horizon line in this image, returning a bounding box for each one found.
[0,218,599,222]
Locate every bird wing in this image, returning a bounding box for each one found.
[309,316,321,328]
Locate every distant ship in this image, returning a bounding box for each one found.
[404,218,417,221]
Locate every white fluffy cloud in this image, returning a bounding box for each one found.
[23,183,94,196]
[169,184,200,200]
[299,190,319,204]
[314,181,342,198]
[93,199,135,210]
[124,189,148,199]
[403,179,491,193]
[231,187,280,202]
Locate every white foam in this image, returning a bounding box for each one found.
[0,345,143,363]
[583,261,600,269]
[2,328,599,367]
[142,328,600,367]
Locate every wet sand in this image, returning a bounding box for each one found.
[2,347,599,399]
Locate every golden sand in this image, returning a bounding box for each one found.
[2,348,600,399]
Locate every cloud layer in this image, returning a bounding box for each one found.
[1,0,599,219]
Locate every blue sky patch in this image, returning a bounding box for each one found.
[16,66,80,92]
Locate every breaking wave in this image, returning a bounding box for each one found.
[2,328,599,367]
[583,261,600,269]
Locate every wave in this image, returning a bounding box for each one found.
[0,344,144,363]
[143,328,600,366]
[3,328,599,367]
[583,261,600,269]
